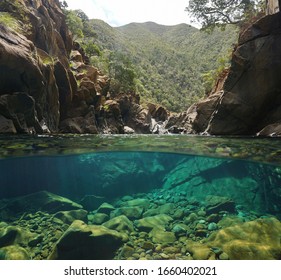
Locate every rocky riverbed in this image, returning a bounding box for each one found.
[0,190,280,260]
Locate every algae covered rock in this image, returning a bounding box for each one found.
[54,209,88,224]
[49,220,127,260]
[89,213,109,225]
[149,228,176,244]
[0,225,37,248]
[102,215,134,233]
[121,198,150,210]
[97,203,115,215]
[209,217,281,259]
[112,206,143,220]
[0,191,83,219]
[0,245,30,260]
[205,195,236,215]
[134,214,173,232]
[143,203,175,217]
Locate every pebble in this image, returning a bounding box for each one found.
[208,222,218,231]
[160,253,169,259]
[219,252,229,260]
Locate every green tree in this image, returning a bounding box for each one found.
[64,10,84,40]
[109,52,137,93]
[186,0,264,29]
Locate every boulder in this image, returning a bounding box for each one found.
[49,220,127,260]
[209,217,281,259]
[54,209,88,225]
[0,191,82,219]
[149,228,176,244]
[0,115,16,134]
[0,245,30,260]
[121,199,150,210]
[112,207,143,220]
[89,213,109,225]
[102,215,134,233]
[97,203,115,215]
[134,214,173,232]
[205,195,236,215]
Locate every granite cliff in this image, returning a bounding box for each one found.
[168,12,281,136]
[0,0,160,134]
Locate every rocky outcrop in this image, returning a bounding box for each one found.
[0,0,72,133]
[170,13,281,136]
[0,0,167,134]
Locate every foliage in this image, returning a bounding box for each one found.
[89,20,238,112]
[0,0,31,35]
[0,12,21,32]
[108,52,137,93]
[64,9,84,40]
[202,51,232,93]
[186,0,265,30]
[82,41,102,57]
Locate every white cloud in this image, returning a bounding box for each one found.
[65,0,193,27]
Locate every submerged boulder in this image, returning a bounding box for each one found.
[134,214,173,232]
[49,220,127,260]
[208,217,281,259]
[0,191,82,220]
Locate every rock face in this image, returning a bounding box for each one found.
[170,13,281,136]
[0,0,167,134]
[0,0,70,133]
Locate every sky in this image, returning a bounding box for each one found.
[65,0,194,27]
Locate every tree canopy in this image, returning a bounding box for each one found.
[186,0,264,29]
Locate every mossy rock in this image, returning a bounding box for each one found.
[0,245,30,260]
[208,217,281,259]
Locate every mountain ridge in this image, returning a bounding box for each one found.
[89,19,239,111]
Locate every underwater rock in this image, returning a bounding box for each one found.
[143,203,175,217]
[134,214,173,232]
[121,199,150,210]
[186,241,215,260]
[0,245,30,260]
[205,195,236,215]
[172,224,189,237]
[0,225,37,248]
[0,191,83,219]
[111,207,143,220]
[49,220,127,260]
[208,217,281,259]
[89,213,109,225]
[149,228,176,244]
[54,209,88,225]
[97,203,115,215]
[207,222,218,231]
[102,215,134,233]
[119,244,135,258]
[217,216,244,228]
[162,157,225,190]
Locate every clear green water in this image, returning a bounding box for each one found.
[0,135,281,260]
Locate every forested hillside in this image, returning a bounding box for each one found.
[88,20,238,112]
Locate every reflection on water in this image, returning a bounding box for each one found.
[0,135,281,260]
